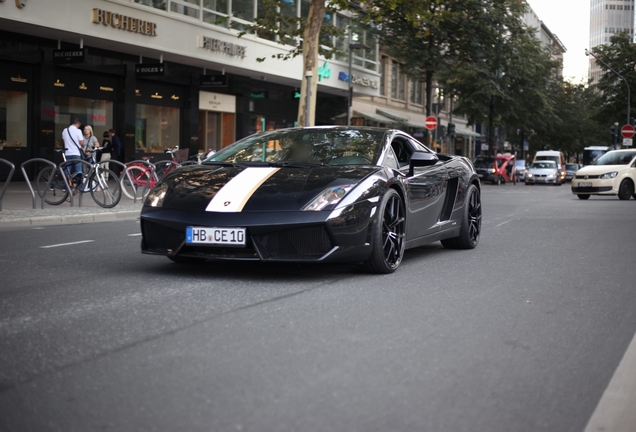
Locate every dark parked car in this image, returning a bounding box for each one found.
[140,127,482,274]
[564,163,581,182]
[473,155,495,182]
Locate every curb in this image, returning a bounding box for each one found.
[0,210,140,227]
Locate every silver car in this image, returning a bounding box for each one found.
[515,160,527,181]
[564,163,581,182]
[525,160,562,185]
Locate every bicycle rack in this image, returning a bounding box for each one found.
[0,158,16,211]
[97,159,128,201]
[20,158,57,209]
[125,159,157,204]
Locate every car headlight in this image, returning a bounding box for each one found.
[599,171,618,179]
[547,174,555,178]
[144,183,168,207]
[490,168,496,173]
[302,184,354,211]
[527,173,533,178]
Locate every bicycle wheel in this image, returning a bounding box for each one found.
[90,168,122,208]
[36,166,69,205]
[120,165,154,200]
[154,161,179,180]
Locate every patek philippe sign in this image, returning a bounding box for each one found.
[135,63,165,77]
[53,49,86,64]
[200,74,228,87]
[199,36,246,58]
[199,92,236,113]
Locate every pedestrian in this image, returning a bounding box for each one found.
[97,131,113,179]
[109,128,122,175]
[82,125,99,161]
[62,118,86,185]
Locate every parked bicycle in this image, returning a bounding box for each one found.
[35,148,122,208]
[120,147,182,200]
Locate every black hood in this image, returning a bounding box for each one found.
[158,164,379,212]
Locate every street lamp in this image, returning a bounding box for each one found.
[585,48,631,127]
[347,42,370,126]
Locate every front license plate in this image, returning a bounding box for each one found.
[186,227,246,246]
[578,182,592,187]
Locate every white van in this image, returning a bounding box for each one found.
[533,150,566,182]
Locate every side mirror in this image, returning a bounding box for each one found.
[409,151,439,176]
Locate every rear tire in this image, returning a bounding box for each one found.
[36,166,69,205]
[361,189,405,274]
[617,179,634,200]
[577,194,590,200]
[441,184,482,250]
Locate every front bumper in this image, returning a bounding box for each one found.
[140,202,377,263]
[525,175,559,184]
[571,177,616,195]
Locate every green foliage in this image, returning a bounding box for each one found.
[592,32,636,128]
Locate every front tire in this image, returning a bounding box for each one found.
[90,169,122,208]
[36,166,69,205]
[441,184,482,250]
[617,179,634,200]
[361,189,405,274]
[577,194,590,200]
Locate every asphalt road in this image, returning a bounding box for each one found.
[1,183,635,432]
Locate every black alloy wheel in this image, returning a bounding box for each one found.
[617,179,634,200]
[441,184,482,250]
[362,188,406,274]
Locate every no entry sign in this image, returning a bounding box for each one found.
[621,124,635,138]
[425,116,438,131]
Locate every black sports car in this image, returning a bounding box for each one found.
[140,127,482,273]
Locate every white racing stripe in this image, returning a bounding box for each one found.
[206,167,280,212]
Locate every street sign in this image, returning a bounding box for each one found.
[623,138,633,147]
[621,124,635,138]
[425,116,438,131]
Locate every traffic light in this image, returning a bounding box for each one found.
[630,117,636,127]
[447,122,456,136]
[610,125,618,138]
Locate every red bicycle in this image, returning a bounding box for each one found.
[492,153,517,185]
[120,147,182,199]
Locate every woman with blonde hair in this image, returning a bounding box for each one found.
[82,124,99,159]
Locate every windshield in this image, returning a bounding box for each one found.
[530,161,556,169]
[473,156,494,168]
[565,164,579,170]
[206,128,385,166]
[515,160,526,168]
[535,156,559,165]
[593,151,636,166]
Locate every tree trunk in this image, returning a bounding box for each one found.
[488,96,494,155]
[297,0,325,127]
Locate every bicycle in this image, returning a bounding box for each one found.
[36,149,122,208]
[120,147,182,200]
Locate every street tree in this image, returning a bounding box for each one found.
[591,32,636,130]
[238,0,349,127]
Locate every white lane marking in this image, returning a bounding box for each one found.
[127,233,142,237]
[584,330,636,432]
[206,167,280,213]
[494,217,516,228]
[40,240,95,249]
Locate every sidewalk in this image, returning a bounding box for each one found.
[0,181,143,227]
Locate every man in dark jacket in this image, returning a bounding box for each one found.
[109,128,123,174]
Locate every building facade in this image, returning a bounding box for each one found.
[0,0,381,180]
[588,0,635,83]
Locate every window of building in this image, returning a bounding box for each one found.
[390,62,405,100]
[135,105,180,153]
[170,0,200,18]
[134,0,167,10]
[0,90,27,148]
[409,80,422,105]
[379,57,386,96]
[54,96,114,150]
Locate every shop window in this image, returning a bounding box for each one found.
[0,90,27,148]
[54,96,114,149]
[135,105,180,153]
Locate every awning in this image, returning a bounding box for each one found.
[353,110,398,124]
[375,108,410,123]
[455,126,483,138]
